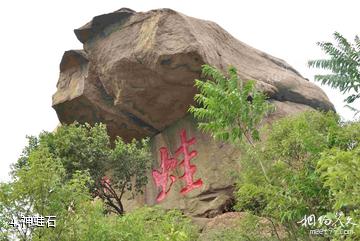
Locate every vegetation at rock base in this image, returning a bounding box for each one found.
[5,111,359,240]
[235,111,360,240]
[200,213,280,241]
[9,122,151,216]
[191,65,360,240]
[0,124,197,241]
[1,37,360,240]
[308,32,360,116]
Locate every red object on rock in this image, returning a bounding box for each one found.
[175,130,203,195]
[152,147,178,202]
[152,129,203,202]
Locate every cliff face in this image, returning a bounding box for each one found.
[52,8,334,216]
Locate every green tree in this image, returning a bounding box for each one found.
[235,111,360,240]
[188,63,360,240]
[113,206,198,241]
[100,137,151,215]
[308,32,360,115]
[200,213,279,241]
[1,124,198,241]
[41,123,110,181]
[316,121,360,240]
[0,146,197,240]
[189,64,273,182]
[10,122,151,215]
[0,145,93,240]
[189,65,272,143]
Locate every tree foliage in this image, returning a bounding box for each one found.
[1,154,196,241]
[0,145,92,240]
[1,123,199,241]
[316,123,360,239]
[39,123,111,180]
[190,64,274,183]
[235,111,360,240]
[113,206,198,241]
[100,137,151,215]
[34,204,198,241]
[9,122,151,215]
[308,32,360,114]
[189,64,273,144]
[200,213,279,241]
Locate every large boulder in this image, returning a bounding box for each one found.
[52,8,334,216]
[122,101,314,217]
[52,7,334,141]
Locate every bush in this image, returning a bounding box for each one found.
[10,122,151,215]
[114,207,198,241]
[235,111,360,240]
[2,122,198,240]
[200,213,279,241]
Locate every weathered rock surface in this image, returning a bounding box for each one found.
[121,101,314,216]
[52,8,334,217]
[52,7,334,141]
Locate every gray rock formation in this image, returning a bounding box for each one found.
[53,7,334,141]
[52,8,334,216]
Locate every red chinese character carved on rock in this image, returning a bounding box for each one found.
[152,147,178,202]
[175,129,203,195]
[152,129,203,202]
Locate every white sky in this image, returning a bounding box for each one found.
[0,0,359,182]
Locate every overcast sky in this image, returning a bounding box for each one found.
[0,0,359,182]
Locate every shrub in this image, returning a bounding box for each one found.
[235,111,360,240]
